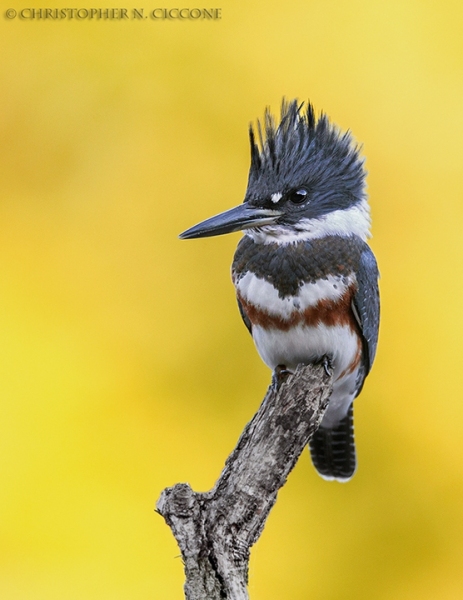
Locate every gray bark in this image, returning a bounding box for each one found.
[156,363,333,599]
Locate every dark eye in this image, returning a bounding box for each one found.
[288,188,308,204]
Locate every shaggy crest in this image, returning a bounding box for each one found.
[246,99,366,204]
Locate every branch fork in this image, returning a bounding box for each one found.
[157,363,333,600]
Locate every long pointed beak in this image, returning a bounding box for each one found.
[179,203,281,239]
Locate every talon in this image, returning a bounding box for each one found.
[272,364,292,389]
[321,355,334,377]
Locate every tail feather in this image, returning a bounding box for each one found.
[309,403,356,482]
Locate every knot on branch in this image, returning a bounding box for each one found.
[157,483,197,519]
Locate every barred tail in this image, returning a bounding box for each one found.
[309,403,356,482]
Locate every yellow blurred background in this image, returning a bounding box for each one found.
[1,1,463,598]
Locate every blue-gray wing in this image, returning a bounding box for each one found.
[353,246,380,374]
[237,296,253,335]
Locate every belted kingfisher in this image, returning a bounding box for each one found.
[179,100,380,482]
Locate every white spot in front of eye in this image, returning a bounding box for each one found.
[271,193,282,204]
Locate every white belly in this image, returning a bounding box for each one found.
[252,322,361,426]
[252,322,358,375]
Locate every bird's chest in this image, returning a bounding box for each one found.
[232,235,362,372]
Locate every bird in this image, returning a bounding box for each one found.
[179,99,379,482]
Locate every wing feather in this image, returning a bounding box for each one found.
[352,246,380,374]
[237,296,253,335]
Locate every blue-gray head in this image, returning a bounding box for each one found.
[180,99,370,242]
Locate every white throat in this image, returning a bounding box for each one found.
[246,198,371,245]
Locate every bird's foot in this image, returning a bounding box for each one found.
[272,364,293,390]
[320,354,334,377]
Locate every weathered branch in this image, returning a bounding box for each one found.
[156,363,333,599]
